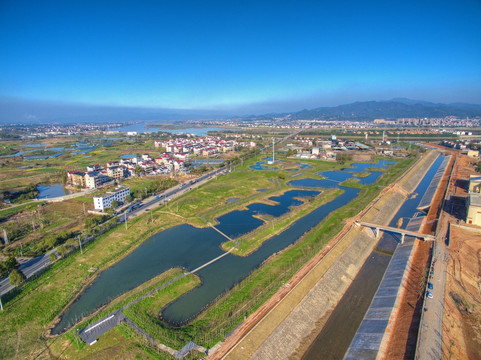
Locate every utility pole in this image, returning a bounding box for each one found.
[124,212,128,230]
[78,236,83,254]
[2,229,7,244]
[0,296,3,311]
[83,202,86,214]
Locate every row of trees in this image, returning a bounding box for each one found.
[130,178,179,200]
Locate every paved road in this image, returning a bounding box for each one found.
[123,166,227,220]
[415,229,448,359]
[0,249,57,296]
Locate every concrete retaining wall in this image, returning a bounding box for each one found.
[250,230,374,360]
[399,151,439,194]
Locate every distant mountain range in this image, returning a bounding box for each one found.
[263,98,481,121]
[1,96,481,124]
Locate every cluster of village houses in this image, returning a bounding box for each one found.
[286,135,386,160]
[154,136,256,156]
[441,140,480,158]
[67,136,256,190]
[72,136,256,212]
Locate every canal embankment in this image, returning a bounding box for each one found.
[383,154,454,359]
[215,151,441,360]
[345,152,451,360]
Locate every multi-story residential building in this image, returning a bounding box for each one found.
[107,166,127,181]
[139,162,153,173]
[67,171,86,187]
[85,171,110,189]
[93,186,130,212]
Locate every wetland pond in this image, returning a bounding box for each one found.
[37,184,69,199]
[52,160,395,334]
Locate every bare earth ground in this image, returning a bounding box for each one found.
[441,152,481,359]
[443,225,481,360]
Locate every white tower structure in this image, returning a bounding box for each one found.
[272,137,275,163]
[268,138,275,165]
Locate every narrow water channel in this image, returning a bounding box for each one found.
[52,160,394,334]
[301,155,444,360]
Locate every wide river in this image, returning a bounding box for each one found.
[53,160,396,334]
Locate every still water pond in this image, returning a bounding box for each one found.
[37,184,68,199]
[52,160,393,333]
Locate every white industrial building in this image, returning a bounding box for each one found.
[93,186,130,212]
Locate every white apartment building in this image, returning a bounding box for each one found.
[93,186,130,212]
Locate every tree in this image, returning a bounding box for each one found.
[134,166,143,177]
[336,152,352,165]
[65,238,78,249]
[111,200,119,209]
[57,245,69,257]
[9,269,26,286]
[125,194,132,203]
[4,257,18,271]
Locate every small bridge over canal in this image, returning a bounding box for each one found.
[356,221,435,243]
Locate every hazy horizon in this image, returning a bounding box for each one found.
[2,95,481,125]
[1,0,480,120]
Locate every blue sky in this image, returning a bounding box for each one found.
[1,0,481,112]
